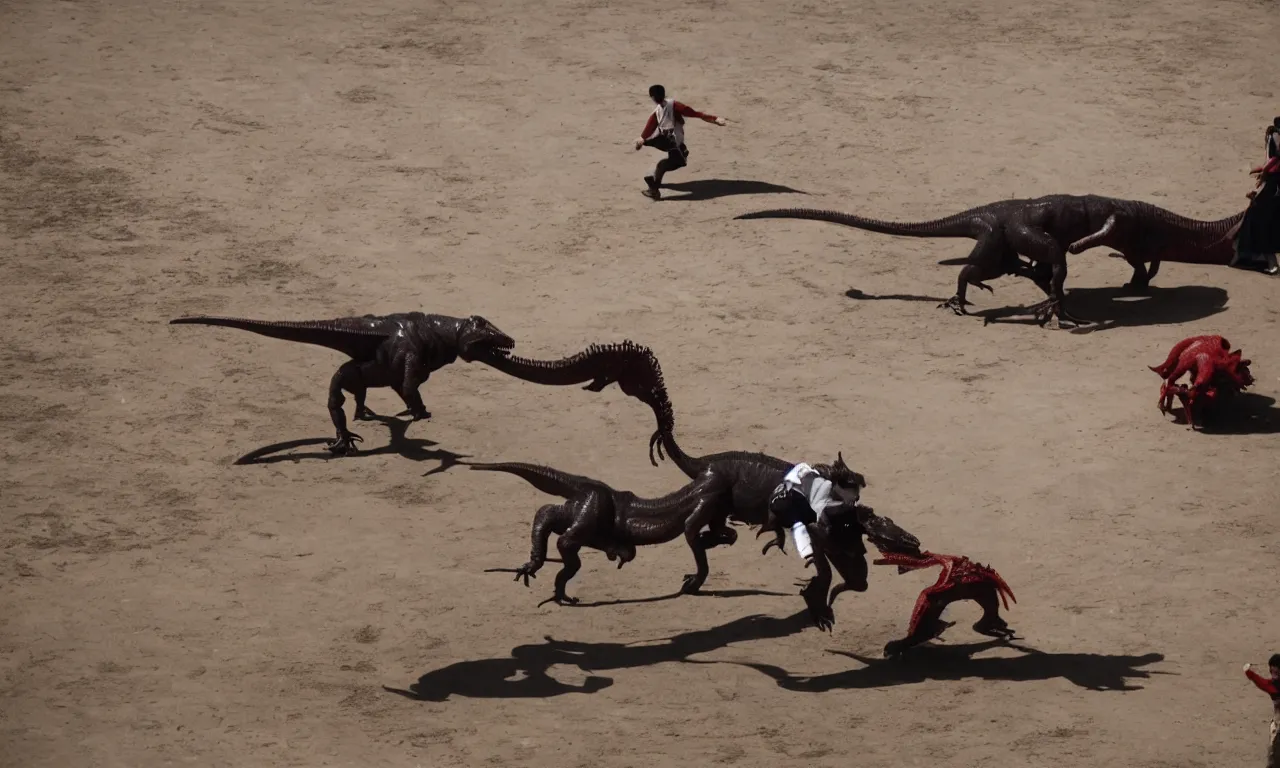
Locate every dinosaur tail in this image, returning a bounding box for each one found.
[168,315,385,349]
[464,461,598,499]
[734,206,987,239]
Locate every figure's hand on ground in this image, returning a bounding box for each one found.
[634,138,644,150]
[714,117,727,126]
[1245,663,1253,673]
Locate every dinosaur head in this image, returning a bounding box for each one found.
[855,504,922,563]
[1228,350,1254,388]
[457,315,515,362]
[873,549,936,575]
[812,451,867,506]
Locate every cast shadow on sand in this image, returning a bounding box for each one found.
[847,284,1229,333]
[1162,392,1280,435]
[845,288,950,303]
[476,570,793,611]
[657,178,807,201]
[976,285,1228,332]
[383,609,813,701]
[233,414,467,476]
[712,639,1169,693]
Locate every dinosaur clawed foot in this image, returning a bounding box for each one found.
[800,579,834,631]
[327,431,364,455]
[1028,298,1095,330]
[937,295,969,316]
[973,617,1016,639]
[395,408,432,421]
[537,593,579,607]
[353,405,378,421]
[680,572,707,595]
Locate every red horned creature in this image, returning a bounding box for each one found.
[869,551,1017,658]
[1148,335,1254,428]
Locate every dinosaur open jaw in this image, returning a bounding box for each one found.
[872,556,924,575]
[470,339,515,360]
[856,506,922,561]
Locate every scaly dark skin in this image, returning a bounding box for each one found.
[470,461,921,612]
[476,340,668,401]
[596,346,915,629]
[169,315,669,455]
[736,195,1245,329]
[169,312,516,455]
[864,551,1017,658]
[470,461,741,605]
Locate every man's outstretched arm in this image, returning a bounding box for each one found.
[1245,664,1279,694]
[674,101,726,125]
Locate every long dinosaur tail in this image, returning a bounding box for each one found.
[168,315,385,346]
[464,461,600,499]
[734,206,988,239]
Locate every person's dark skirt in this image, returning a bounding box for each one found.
[1238,177,1280,256]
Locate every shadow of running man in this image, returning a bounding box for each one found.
[234,414,467,477]
[383,609,812,701]
[658,178,808,202]
[706,639,1169,693]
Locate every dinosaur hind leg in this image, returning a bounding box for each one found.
[1120,253,1155,293]
[971,585,1014,638]
[546,538,583,606]
[540,494,608,606]
[1008,225,1093,329]
[939,234,1006,316]
[326,362,367,455]
[681,495,724,595]
[885,591,948,658]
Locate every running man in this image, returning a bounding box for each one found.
[632,84,726,200]
[1244,656,1280,767]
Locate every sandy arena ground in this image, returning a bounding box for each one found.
[3,0,1280,765]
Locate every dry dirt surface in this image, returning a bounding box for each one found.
[3,0,1280,765]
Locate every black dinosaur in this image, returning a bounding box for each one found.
[169,313,664,454]
[737,195,1245,328]
[578,344,912,628]
[469,461,921,613]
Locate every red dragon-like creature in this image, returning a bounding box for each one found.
[856,551,1017,658]
[1148,335,1254,428]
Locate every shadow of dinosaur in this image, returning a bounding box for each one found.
[711,639,1169,692]
[383,609,813,701]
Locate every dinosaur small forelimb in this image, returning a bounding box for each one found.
[760,527,787,555]
[513,562,539,586]
[1068,213,1117,254]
